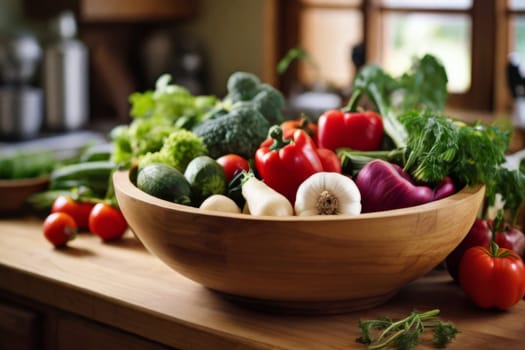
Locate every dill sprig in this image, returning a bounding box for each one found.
[356,309,459,350]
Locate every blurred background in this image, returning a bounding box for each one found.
[0,0,524,148]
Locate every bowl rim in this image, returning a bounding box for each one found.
[113,169,485,223]
[0,176,50,188]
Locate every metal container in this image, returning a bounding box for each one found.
[43,11,89,131]
[0,86,43,140]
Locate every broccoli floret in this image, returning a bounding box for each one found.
[250,84,286,125]
[192,104,270,159]
[226,71,261,101]
[223,72,285,125]
[138,129,208,172]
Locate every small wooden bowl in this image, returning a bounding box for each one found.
[0,176,49,214]
[113,169,485,314]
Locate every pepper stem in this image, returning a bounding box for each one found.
[268,125,291,151]
[316,190,339,215]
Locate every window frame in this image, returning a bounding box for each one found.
[275,0,510,115]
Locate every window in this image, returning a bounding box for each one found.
[276,0,515,115]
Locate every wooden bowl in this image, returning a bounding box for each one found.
[113,169,485,314]
[0,176,49,214]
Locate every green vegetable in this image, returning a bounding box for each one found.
[184,155,227,205]
[276,47,316,75]
[111,118,179,166]
[80,143,113,162]
[0,151,58,179]
[346,54,448,148]
[339,111,509,187]
[222,71,286,125]
[136,163,191,204]
[112,74,217,167]
[137,129,208,173]
[225,71,262,102]
[356,309,459,350]
[129,74,217,129]
[193,103,270,159]
[50,160,116,198]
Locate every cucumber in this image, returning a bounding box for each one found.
[184,156,226,205]
[80,143,114,162]
[50,161,115,183]
[49,160,115,197]
[136,163,192,205]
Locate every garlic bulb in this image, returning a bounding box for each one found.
[294,172,361,216]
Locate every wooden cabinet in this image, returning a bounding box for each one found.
[0,301,41,350]
[0,294,173,350]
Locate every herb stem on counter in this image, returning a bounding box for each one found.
[356,309,459,350]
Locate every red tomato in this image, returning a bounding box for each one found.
[51,195,94,230]
[459,242,525,309]
[216,154,250,182]
[43,212,77,248]
[88,203,128,242]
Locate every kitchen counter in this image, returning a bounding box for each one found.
[0,217,524,349]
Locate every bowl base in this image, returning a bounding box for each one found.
[212,289,399,315]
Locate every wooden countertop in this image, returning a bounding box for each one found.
[0,217,524,349]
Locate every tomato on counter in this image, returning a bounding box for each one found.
[88,203,128,242]
[43,212,77,248]
[51,195,94,230]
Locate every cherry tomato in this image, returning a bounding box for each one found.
[43,212,77,248]
[51,195,94,230]
[88,203,128,241]
[459,241,525,309]
[216,154,250,182]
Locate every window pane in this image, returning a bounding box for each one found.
[380,0,472,10]
[301,0,361,6]
[509,15,525,64]
[380,13,471,93]
[299,8,362,88]
[509,0,525,10]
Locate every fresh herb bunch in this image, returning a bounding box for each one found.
[400,111,510,185]
[356,309,459,350]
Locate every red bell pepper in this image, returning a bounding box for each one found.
[255,126,339,204]
[317,110,384,152]
[459,241,525,309]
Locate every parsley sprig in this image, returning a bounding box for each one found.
[356,309,459,350]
